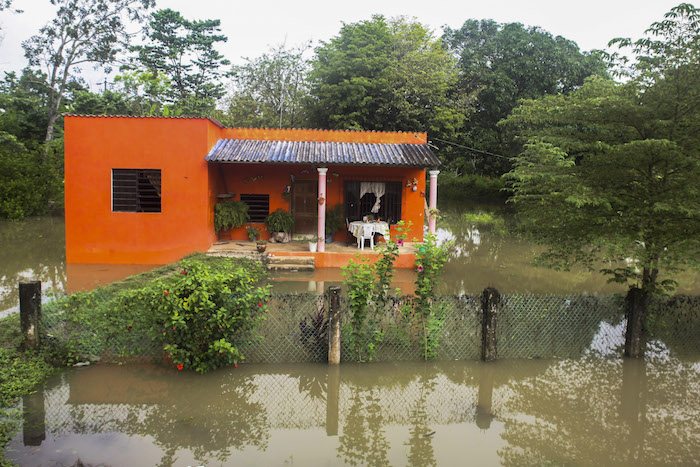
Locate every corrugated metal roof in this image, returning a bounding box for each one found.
[205,139,441,167]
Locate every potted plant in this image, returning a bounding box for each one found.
[246,224,263,241]
[214,200,249,233]
[324,204,343,243]
[256,239,267,253]
[308,235,321,252]
[265,209,295,243]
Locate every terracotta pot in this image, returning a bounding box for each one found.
[256,244,267,253]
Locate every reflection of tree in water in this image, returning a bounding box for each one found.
[0,217,66,311]
[48,366,270,466]
[498,358,700,466]
[337,388,389,466]
[405,375,437,467]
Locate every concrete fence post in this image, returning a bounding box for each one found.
[19,281,42,351]
[328,286,341,365]
[481,287,500,362]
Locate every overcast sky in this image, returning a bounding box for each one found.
[0,0,684,90]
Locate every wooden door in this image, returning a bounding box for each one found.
[292,180,317,234]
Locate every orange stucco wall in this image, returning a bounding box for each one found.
[65,116,219,264]
[65,117,431,265]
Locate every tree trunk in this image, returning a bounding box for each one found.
[624,287,650,358]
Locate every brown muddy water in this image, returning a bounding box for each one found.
[6,357,700,466]
[3,206,698,316]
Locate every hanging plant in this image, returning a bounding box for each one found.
[214,200,249,233]
[318,196,326,205]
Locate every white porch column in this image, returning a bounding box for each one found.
[428,170,440,234]
[317,167,328,253]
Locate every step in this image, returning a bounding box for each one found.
[207,251,262,260]
[267,255,315,266]
[267,263,315,272]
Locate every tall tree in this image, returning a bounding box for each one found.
[503,4,700,357]
[442,20,606,175]
[307,15,468,136]
[129,9,230,115]
[225,42,310,128]
[22,0,154,144]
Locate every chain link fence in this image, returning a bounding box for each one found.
[39,290,698,363]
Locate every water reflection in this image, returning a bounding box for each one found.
[0,217,65,314]
[8,358,699,466]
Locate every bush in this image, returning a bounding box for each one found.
[214,200,249,233]
[139,259,270,373]
[437,172,507,202]
[265,208,295,233]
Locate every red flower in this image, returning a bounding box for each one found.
[173,327,176,331]
[181,270,186,275]
[164,291,169,296]
[167,355,171,359]
[126,326,132,332]
[176,364,184,370]
[219,325,222,329]
[258,302,263,307]
[234,364,238,368]
[219,350,222,354]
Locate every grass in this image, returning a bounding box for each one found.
[0,313,59,465]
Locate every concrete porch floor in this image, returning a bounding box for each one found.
[207,239,419,268]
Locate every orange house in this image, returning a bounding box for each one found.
[64,115,441,267]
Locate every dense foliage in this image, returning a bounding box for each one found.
[214,200,249,233]
[307,15,466,138]
[140,260,270,373]
[503,4,700,295]
[442,19,606,175]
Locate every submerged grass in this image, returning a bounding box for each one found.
[0,314,59,466]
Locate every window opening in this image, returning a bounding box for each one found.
[112,169,161,213]
[240,194,270,222]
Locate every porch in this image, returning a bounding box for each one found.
[207,238,419,269]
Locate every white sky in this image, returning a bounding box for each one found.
[0,0,684,90]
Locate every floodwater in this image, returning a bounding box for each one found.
[2,206,700,315]
[7,356,700,466]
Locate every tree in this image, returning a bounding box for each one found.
[307,15,467,136]
[0,69,51,145]
[503,4,700,357]
[129,9,230,116]
[224,42,310,128]
[442,20,606,175]
[22,0,155,144]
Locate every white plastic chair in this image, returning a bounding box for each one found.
[357,224,374,251]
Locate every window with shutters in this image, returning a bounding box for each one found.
[112,169,161,213]
[240,194,269,222]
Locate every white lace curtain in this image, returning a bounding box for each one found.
[360,182,386,213]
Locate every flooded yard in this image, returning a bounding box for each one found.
[2,206,699,315]
[7,357,700,466]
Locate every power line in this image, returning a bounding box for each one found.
[429,137,510,159]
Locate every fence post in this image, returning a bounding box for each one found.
[19,281,42,351]
[481,287,500,362]
[328,286,341,365]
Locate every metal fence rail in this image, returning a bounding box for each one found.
[39,291,698,363]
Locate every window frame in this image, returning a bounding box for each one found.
[111,168,162,213]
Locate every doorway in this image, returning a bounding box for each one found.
[292,180,318,234]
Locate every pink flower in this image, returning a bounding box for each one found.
[417,265,424,272]
[234,364,238,368]
[176,364,184,370]
[397,239,404,247]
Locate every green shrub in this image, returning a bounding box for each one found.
[140,259,270,373]
[325,204,344,234]
[265,208,295,233]
[437,172,507,202]
[214,200,249,233]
